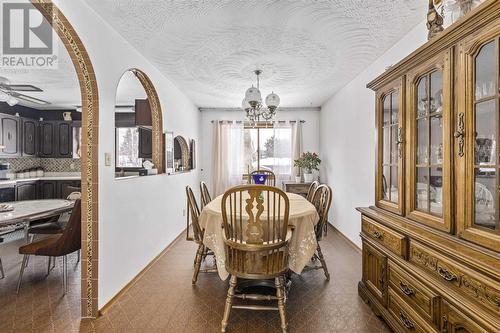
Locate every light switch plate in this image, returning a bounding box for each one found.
[105,152,112,166]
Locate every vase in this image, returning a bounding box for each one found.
[304,173,313,183]
[295,176,302,183]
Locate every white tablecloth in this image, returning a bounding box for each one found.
[199,192,319,280]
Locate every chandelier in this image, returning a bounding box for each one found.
[241,70,280,123]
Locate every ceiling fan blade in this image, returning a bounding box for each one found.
[5,84,43,92]
[11,92,51,105]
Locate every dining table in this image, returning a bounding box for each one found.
[199,192,319,280]
[0,199,74,242]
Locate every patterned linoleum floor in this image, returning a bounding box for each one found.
[0,228,392,333]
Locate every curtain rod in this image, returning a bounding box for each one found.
[210,120,305,124]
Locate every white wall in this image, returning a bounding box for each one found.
[199,109,320,190]
[54,0,200,307]
[319,22,428,248]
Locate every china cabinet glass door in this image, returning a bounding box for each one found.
[460,30,500,252]
[376,79,404,215]
[407,52,452,232]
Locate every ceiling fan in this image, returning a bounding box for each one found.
[0,76,51,106]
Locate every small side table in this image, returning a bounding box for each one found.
[282,181,312,198]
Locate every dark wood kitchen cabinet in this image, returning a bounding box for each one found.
[138,127,152,159]
[56,122,72,157]
[135,99,152,127]
[38,180,57,199]
[38,180,81,199]
[39,121,55,157]
[0,114,20,157]
[21,118,38,156]
[16,181,37,201]
[58,180,80,199]
[39,121,73,158]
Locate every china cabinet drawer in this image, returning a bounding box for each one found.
[362,216,407,257]
[409,241,500,314]
[387,289,435,333]
[388,261,439,324]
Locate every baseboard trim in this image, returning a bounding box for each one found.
[328,223,362,253]
[98,228,186,316]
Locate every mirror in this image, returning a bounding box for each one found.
[114,70,153,178]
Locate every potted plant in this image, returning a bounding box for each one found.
[294,152,321,183]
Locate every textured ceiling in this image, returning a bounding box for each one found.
[85,0,426,108]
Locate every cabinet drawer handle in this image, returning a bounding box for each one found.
[399,281,415,296]
[372,230,383,240]
[399,311,415,330]
[437,266,458,282]
[397,127,404,158]
[454,112,465,157]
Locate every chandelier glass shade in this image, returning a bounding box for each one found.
[241,70,280,123]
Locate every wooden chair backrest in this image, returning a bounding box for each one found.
[221,185,290,278]
[200,181,212,207]
[306,181,320,202]
[62,186,81,200]
[186,186,203,242]
[250,169,276,187]
[311,184,332,240]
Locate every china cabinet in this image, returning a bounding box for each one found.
[358,1,500,332]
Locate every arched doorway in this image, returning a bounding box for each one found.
[31,0,99,318]
[114,69,164,176]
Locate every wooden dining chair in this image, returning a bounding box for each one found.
[306,184,332,280]
[17,200,82,294]
[306,180,320,202]
[220,185,293,333]
[250,169,276,187]
[186,186,216,284]
[200,181,212,208]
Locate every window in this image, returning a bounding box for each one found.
[243,126,292,176]
[115,127,143,168]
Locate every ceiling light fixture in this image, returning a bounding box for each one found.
[241,70,280,124]
[6,95,18,106]
[0,91,8,102]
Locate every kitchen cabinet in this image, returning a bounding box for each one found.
[58,180,80,199]
[135,99,152,127]
[39,121,73,158]
[21,118,37,156]
[16,181,37,201]
[39,121,55,157]
[0,114,20,157]
[138,127,152,159]
[38,180,57,199]
[38,180,80,199]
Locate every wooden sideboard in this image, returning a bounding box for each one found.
[282,181,312,197]
[359,1,500,332]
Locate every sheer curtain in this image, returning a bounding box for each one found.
[291,120,303,179]
[272,121,293,186]
[212,121,244,195]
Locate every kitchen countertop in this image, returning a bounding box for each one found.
[0,173,81,185]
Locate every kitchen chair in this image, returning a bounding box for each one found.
[28,190,82,270]
[306,181,320,202]
[17,200,81,294]
[306,184,332,280]
[200,181,212,208]
[220,185,293,333]
[186,186,216,284]
[250,169,276,187]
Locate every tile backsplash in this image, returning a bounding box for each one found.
[0,157,80,172]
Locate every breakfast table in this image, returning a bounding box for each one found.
[199,192,319,280]
[0,199,74,241]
